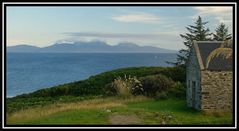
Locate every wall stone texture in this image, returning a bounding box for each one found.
[201,71,233,111]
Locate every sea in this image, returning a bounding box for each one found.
[6,53,177,97]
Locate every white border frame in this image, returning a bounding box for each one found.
[2,2,237,129]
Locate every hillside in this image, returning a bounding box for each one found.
[7,41,177,53]
[7,66,186,113]
[6,45,41,52]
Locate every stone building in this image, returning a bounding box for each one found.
[186,41,233,111]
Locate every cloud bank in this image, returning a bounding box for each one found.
[194,7,232,15]
[63,32,183,50]
[65,32,161,39]
[112,13,161,24]
[193,6,233,25]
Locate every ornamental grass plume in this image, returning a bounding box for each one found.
[111,75,143,98]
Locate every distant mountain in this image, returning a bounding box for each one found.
[7,41,177,53]
[41,41,113,53]
[7,45,41,52]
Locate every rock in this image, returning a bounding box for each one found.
[168,115,173,119]
[161,121,166,125]
[106,109,111,113]
[109,114,143,125]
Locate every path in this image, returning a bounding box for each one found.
[108,114,143,125]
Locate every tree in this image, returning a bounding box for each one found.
[213,23,231,41]
[175,16,212,65]
[206,38,233,69]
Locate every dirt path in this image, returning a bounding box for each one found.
[108,114,143,125]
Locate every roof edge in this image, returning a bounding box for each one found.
[193,41,205,70]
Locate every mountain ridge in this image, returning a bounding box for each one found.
[7,41,178,53]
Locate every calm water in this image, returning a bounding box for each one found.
[7,53,177,97]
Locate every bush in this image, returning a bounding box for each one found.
[139,74,175,97]
[166,82,186,99]
[104,83,117,96]
[155,91,168,100]
[154,82,186,100]
[111,75,143,98]
[162,65,186,83]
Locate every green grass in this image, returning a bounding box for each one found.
[7,97,232,125]
[26,109,109,125]
[126,99,232,125]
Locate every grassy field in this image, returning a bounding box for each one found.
[7,96,232,125]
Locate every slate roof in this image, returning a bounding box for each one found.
[193,41,233,71]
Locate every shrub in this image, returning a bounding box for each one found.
[111,75,143,98]
[154,82,186,100]
[155,91,168,100]
[162,65,186,83]
[166,82,186,99]
[139,74,175,97]
[104,83,117,96]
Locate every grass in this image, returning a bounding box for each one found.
[7,96,232,125]
[24,109,109,125]
[126,100,232,125]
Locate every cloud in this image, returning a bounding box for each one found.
[64,32,161,39]
[112,13,160,24]
[63,32,184,50]
[193,6,233,26]
[194,7,232,15]
[215,16,232,24]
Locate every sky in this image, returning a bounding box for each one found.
[6,6,233,50]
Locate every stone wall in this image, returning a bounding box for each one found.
[201,71,233,111]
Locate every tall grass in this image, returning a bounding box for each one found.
[7,96,149,124]
[7,97,232,125]
[112,76,131,98]
[111,75,143,98]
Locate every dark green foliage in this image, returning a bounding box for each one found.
[161,65,186,83]
[139,74,175,97]
[176,16,212,65]
[213,23,231,41]
[13,66,185,99]
[153,82,185,100]
[104,83,117,96]
[155,91,168,100]
[166,82,186,99]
